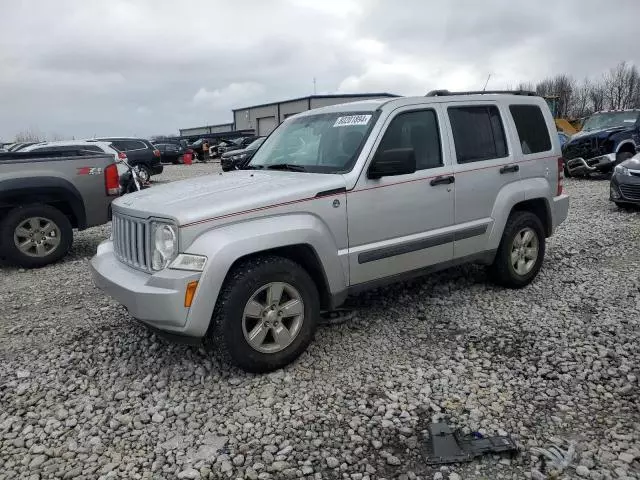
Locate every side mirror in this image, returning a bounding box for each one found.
[368,148,416,179]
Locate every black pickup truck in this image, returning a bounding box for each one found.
[562,110,640,176]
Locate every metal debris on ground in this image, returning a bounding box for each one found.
[424,422,519,465]
[530,440,576,478]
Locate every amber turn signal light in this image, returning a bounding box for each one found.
[184,281,199,307]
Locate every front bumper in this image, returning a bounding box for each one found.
[610,173,640,205]
[566,153,617,175]
[90,240,203,335]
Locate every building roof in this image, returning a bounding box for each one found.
[179,122,234,132]
[232,93,398,112]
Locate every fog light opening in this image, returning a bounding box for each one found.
[610,185,621,200]
[184,281,199,308]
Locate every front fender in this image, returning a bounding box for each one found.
[615,139,637,153]
[183,213,346,338]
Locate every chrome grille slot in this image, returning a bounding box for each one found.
[620,184,640,201]
[112,213,150,271]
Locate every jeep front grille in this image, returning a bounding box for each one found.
[112,213,151,271]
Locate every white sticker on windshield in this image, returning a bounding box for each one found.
[333,115,372,127]
[623,119,635,122]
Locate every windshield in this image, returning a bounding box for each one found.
[249,111,377,173]
[246,137,265,151]
[582,111,639,131]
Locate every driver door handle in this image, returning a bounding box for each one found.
[499,164,520,174]
[430,175,455,186]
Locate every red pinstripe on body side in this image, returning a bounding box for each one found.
[181,156,552,227]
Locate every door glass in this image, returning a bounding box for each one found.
[448,106,508,163]
[377,110,442,170]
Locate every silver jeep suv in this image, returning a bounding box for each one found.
[91,90,569,372]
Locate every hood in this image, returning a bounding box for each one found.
[569,126,629,142]
[620,153,640,170]
[112,170,346,226]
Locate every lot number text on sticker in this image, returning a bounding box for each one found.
[333,115,372,127]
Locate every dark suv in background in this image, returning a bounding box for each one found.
[562,110,639,176]
[94,137,163,182]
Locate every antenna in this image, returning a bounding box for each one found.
[313,77,317,95]
[483,74,491,91]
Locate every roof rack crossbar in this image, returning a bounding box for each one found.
[425,89,537,97]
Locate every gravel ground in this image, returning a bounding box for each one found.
[1,164,639,480]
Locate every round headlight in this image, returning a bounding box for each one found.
[151,223,178,270]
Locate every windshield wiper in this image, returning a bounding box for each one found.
[266,163,307,172]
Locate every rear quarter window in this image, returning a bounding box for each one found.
[509,105,552,154]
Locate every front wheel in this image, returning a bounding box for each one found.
[210,256,319,372]
[0,204,73,268]
[488,211,546,288]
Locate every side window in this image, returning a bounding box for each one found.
[448,106,508,163]
[111,141,127,152]
[124,140,147,150]
[377,110,442,170]
[509,105,552,154]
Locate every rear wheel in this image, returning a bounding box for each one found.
[210,256,319,372]
[0,204,73,268]
[134,165,151,183]
[489,211,545,288]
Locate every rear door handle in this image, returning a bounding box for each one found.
[430,175,455,186]
[499,164,520,174]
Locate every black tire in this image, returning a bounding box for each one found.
[563,163,572,178]
[488,211,546,288]
[0,204,73,268]
[210,255,320,372]
[137,165,151,183]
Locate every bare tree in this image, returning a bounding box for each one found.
[603,61,640,110]
[588,80,606,113]
[569,78,592,119]
[535,75,575,118]
[14,128,42,142]
[49,132,65,141]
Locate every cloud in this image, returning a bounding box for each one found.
[193,82,266,108]
[0,0,638,140]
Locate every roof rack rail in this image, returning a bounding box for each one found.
[425,89,537,97]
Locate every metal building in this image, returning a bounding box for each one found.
[179,123,234,137]
[233,93,398,136]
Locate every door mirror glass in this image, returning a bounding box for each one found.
[368,148,416,179]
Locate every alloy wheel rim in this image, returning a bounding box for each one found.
[14,217,61,257]
[242,282,304,353]
[510,227,539,276]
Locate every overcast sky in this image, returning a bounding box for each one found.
[1,0,639,140]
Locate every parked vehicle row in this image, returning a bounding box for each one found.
[220,137,266,171]
[90,90,569,372]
